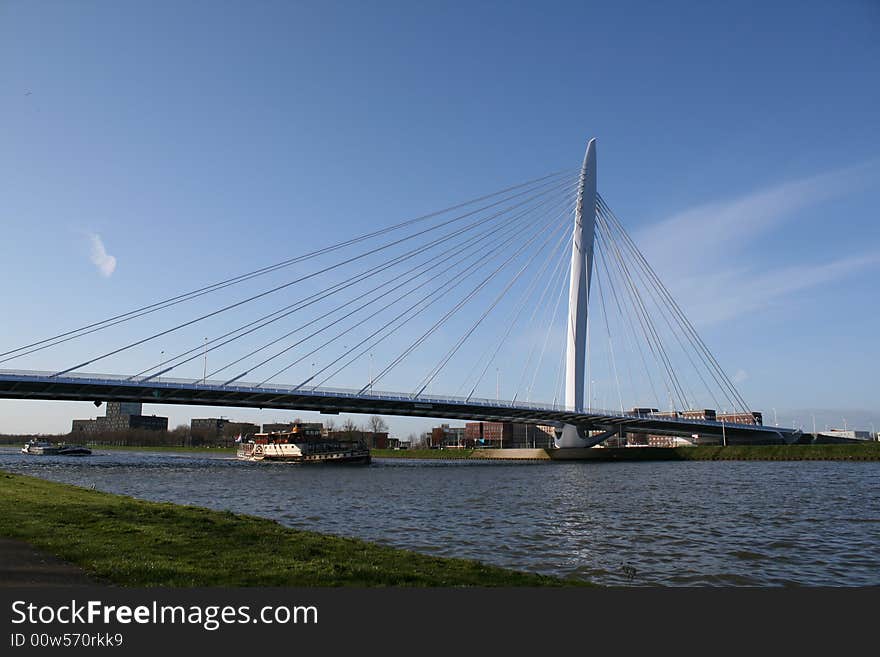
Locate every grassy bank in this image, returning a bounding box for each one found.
[667,443,880,461]
[374,443,880,461]
[0,471,577,587]
[563,443,880,461]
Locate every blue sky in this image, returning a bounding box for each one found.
[1,1,878,436]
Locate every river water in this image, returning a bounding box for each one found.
[2,447,878,586]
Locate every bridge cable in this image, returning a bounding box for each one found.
[49,176,576,377]
[0,169,575,363]
[595,220,689,411]
[597,246,642,413]
[599,209,723,413]
[355,208,572,395]
[524,236,573,404]
[598,196,747,412]
[454,224,572,401]
[508,233,572,404]
[213,191,577,385]
[302,209,573,392]
[593,255,625,414]
[132,179,578,383]
[263,197,573,389]
[594,226,662,410]
[598,195,751,414]
[451,222,573,401]
[597,211,703,410]
[411,218,571,399]
[597,219,690,411]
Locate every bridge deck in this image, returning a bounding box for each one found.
[0,370,799,442]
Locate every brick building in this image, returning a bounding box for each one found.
[462,422,556,448]
[430,424,467,448]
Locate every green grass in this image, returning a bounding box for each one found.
[0,470,581,587]
[375,443,880,461]
[665,443,880,461]
[587,443,880,461]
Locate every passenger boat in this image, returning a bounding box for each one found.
[236,424,371,464]
[21,440,92,456]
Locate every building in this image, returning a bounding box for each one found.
[462,422,556,448]
[429,424,467,448]
[326,430,390,449]
[464,421,512,447]
[512,424,556,448]
[680,409,717,422]
[262,422,325,435]
[816,429,875,443]
[191,418,260,444]
[630,407,659,416]
[716,411,763,425]
[629,409,749,447]
[71,401,168,435]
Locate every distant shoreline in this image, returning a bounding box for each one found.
[2,443,878,461]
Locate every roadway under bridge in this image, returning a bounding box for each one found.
[0,370,801,445]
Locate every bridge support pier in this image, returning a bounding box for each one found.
[556,137,597,449]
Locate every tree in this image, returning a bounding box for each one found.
[368,416,388,434]
[341,418,358,439]
[324,419,336,433]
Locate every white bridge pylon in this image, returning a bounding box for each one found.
[556,137,597,448]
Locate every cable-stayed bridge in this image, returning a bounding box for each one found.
[0,138,802,446]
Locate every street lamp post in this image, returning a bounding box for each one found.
[202,338,208,384]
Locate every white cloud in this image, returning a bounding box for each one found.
[89,234,117,277]
[733,369,748,384]
[638,160,879,265]
[669,252,880,325]
[623,159,880,325]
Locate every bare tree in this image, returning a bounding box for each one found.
[341,417,358,439]
[324,418,336,433]
[368,416,388,434]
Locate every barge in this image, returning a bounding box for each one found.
[236,423,371,464]
[21,440,92,456]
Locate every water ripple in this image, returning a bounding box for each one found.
[1,448,878,586]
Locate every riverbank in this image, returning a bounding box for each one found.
[373,443,880,461]
[0,470,579,587]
